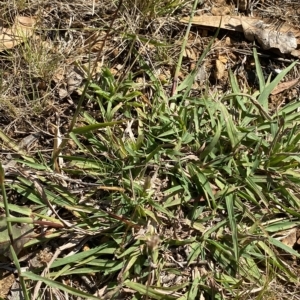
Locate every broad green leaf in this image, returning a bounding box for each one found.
[219,103,239,148]
[187,242,203,265]
[253,48,265,94]
[269,237,300,258]
[50,242,116,268]
[200,120,221,160]
[225,193,239,262]
[257,60,297,112]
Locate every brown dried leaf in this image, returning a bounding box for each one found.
[0,16,36,51]
[280,228,297,248]
[218,55,228,64]
[215,59,225,80]
[0,270,15,299]
[52,67,65,83]
[183,47,197,61]
[180,15,245,32]
[271,78,300,95]
[296,228,300,245]
[182,15,300,37]
[291,49,300,58]
[241,19,297,54]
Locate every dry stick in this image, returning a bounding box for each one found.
[51,0,124,165]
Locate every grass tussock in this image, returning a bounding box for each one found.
[0,0,300,299]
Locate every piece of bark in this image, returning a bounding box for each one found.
[271,78,300,95]
[181,15,300,56]
[241,18,297,53]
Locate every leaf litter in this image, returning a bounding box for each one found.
[0,16,36,51]
[180,15,300,56]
